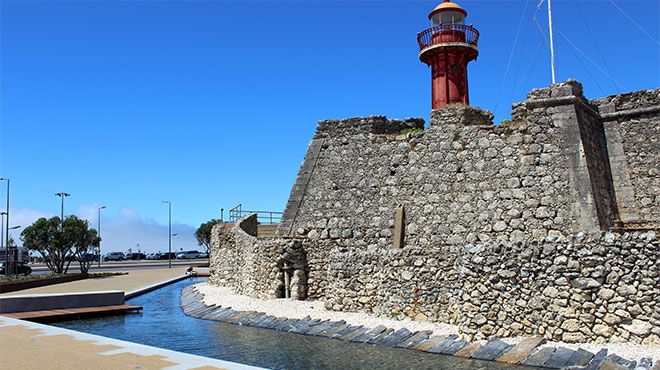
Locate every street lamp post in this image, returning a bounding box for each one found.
[0,178,9,276]
[162,201,172,268]
[97,206,106,267]
[55,192,70,225]
[0,211,5,275]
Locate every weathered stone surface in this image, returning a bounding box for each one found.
[413,335,448,352]
[441,340,468,355]
[523,347,555,367]
[426,335,459,354]
[543,347,576,368]
[454,342,481,358]
[395,331,432,349]
[496,337,546,364]
[564,348,594,367]
[354,325,388,343]
[377,328,414,347]
[470,339,509,361]
[209,82,660,345]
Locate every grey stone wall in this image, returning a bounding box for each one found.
[210,81,660,345]
[592,89,660,228]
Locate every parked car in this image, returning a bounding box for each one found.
[176,250,201,259]
[146,253,160,260]
[127,252,146,261]
[104,252,125,261]
[0,261,32,276]
[158,252,176,260]
[79,253,98,262]
[198,252,209,259]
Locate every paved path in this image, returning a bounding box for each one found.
[0,315,261,370]
[1,268,190,297]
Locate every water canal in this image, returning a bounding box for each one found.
[53,278,538,369]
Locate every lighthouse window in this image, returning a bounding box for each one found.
[441,11,464,25]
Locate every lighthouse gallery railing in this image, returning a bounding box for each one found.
[417,24,480,51]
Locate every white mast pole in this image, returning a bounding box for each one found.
[548,0,557,83]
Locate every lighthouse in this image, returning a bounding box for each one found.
[417,0,480,109]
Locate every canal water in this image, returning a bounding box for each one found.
[53,277,537,370]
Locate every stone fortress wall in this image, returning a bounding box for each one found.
[209,81,659,345]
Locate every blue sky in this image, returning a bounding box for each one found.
[1,0,658,253]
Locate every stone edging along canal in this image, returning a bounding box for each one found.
[180,286,652,370]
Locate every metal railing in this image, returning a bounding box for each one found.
[229,204,283,224]
[417,24,480,51]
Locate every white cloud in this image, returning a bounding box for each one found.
[9,206,200,254]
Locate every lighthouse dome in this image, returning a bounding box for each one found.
[428,0,467,19]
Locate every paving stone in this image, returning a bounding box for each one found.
[412,335,447,352]
[248,314,269,326]
[354,326,388,343]
[426,335,458,354]
[215,309,238,322]
[564,348,595,367]
[523,347,556,367]
[378,328,414,347]
[340,327,370,342]
[190,304,216,317]
[286,320,315,334]
[224,312,246,323]
[368,328,394,344]
[637,358,652,370]
[332,325,363,339]
[275,319,300,331]
[254,315,277,328]
[599,359,633,370]
[544,347,576,368]
[395,331,432,349]
[441,339,468,355]
[603,354,636,369]
[583,349,609,370]
[454,342,482,358]
[200,307,223,320]
[318,323,352,338]
[471,339,510,361]
[496,337,546,364]
[306,320,342,335]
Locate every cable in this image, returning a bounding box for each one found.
[493,0,531,117]
[520,39,545,97]
[574,1,619,92]
[608,0,659,46]
[557,31,627,91]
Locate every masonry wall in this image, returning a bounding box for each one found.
[210,81,660,345]
[592,90,660,228]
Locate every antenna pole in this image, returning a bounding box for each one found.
[548,0,557,83]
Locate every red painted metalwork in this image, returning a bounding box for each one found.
[418,2,479,109]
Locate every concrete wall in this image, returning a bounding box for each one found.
[0,291,125,313]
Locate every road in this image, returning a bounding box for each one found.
[30,259,209,275]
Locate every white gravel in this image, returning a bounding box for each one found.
[195,282,659,364]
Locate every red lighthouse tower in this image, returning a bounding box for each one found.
[417,0,480,109]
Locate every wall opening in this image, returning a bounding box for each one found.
[275,245,308,300]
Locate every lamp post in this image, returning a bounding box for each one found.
[55,192,70,225]
[0,178,9,276]
[162,201,171,268]
[0,211,5,275]
[97,206,106,267]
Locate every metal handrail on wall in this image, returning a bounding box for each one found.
[417,24,480,50]
[228,204,283,224]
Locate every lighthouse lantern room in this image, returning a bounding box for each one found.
[417,0,480,109]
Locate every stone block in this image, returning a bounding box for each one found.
[470,339,510,361]
[523,347,555,367]
[564,348,594,367]
[441,339,468,355]
[496,337,546,364]
[413,335,448,352]
[454,342,482,358]
[544,347,576,368]
[395,330,432,349]
[377,328,414,347]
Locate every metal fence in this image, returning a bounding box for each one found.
[228,204,282,224]
[417,24,480,50]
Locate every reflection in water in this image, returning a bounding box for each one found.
[53,278,535,370]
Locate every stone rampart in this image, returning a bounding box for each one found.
[210,81,660,345]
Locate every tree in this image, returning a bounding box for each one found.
[63,216,100,274]
[195,219,221,254]
[21,216,100,274]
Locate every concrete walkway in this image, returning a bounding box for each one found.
[0,268,190,297]
[0,315,261,370]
